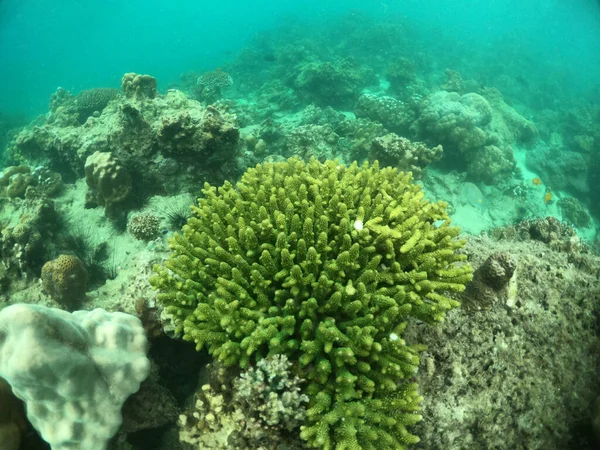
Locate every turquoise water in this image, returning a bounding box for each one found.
[1,1,600,450]
[1,0,599,116]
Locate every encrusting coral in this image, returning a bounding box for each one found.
[151,157,472,449]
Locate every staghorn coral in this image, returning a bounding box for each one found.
[151,157,472,449]
[370,133,442,179]
[128,212,161,241]
[85,151,132,218]
[41,254,88,306]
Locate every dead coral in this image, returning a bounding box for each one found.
[370,132,442,179]
[463,251,517,311]
[179,356,309,450]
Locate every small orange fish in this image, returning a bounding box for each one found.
[544,191,553,203]
[532,177,542,186]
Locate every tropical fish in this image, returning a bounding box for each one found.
[544,191,553,203]
[532,177,542,186]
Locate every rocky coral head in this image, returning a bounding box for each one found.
[84,151,132,218]
[121,73,157,99]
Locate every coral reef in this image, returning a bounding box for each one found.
[413,91,493,155]
[6,73,240,198]
[489,216,583,253]
[284,124,340,162]
[370,133,442,179]
[412,89,534,183]
[440,69,463,93]
[41,254,89,306]
[466,144,516,185]
[196,68,234,102]
[0,165,63,199]
[0,165,33,198]
[386,58,417,94]
[557,196,592,228]
[151,157,472,448]
[0,198,58,291]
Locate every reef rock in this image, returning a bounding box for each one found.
[6,73,240,197]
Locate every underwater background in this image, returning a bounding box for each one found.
[1,1,600,449]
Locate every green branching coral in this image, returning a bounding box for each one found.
[150,157,472,449]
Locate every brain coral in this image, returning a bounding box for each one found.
[41,254,88,305]
[150,157,472,449]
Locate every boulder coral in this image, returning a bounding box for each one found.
[85,151,132,218]
[150,157,472,449]
[412,89,534,184]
